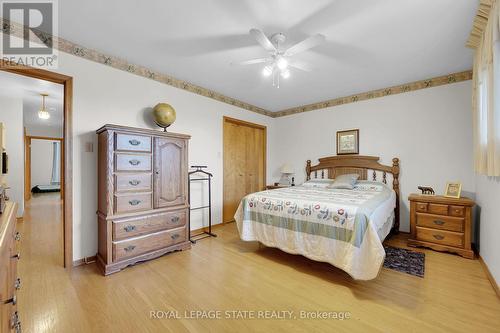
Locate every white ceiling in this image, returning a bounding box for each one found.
[54,1,476,111]
[0,71,63,131]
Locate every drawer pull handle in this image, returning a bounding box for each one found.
[124,245,136,252]
[4,295,16,305]
[11,311,19,330]
[129,139,141,146]
[433,220,445,226]
[129,179,141,186]
[11,253,20,260]
[129,199,141,206]
[14,278,21,290]
[171,234,180,240]
[455,209,461,213]
[171,216,180,223]
[14,232,20,241]
[433,234,444,240]
[124,225,136,232]
[129,159,141,166]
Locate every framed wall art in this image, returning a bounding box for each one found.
[336,129,359,155]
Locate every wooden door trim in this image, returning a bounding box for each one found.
[223,116,267,130]
[1,60,73,269]
[24,132,31,202]
[222,117,267,223]
[27,135,63,141]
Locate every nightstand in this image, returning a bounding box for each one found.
[266,184,289,190]
[408,194,475,259]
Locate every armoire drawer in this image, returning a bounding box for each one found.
[114,192,152,214]
[115,133,151,152]
[112,209,187,240]
[113,227,187,261]
[115,153,151,172]
[115,173,152,192]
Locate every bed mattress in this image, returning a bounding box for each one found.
[235,181,396,280]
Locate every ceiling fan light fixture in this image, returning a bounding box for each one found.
[276,57,288,70]
[281,69,290,79]
[262,65,273,77]
[38,93,50,120]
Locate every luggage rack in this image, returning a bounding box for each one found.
[188,165,216,243]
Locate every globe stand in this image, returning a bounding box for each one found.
[155,122,172,132]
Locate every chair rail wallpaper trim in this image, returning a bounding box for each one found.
[0,18,272,117]
[271,70,473,118]
[1,18,472,118]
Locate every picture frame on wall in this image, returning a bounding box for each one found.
[336,129,359,155]
[444,182,462,198]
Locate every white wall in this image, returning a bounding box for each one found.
[30,139,57,186]
[270,81,474,232]
[52,51,276,260]
[475,175,500,285]
[26,125,63,138]
[0,96,24,217]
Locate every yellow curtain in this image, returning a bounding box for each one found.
[473,0,500,176]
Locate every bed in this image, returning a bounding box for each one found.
[235,155,400,280]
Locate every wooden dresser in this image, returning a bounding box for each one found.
[0,202,20,333]
[96,124,191,275]
[408,194,474,259]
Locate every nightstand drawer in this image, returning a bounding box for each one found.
[428,203,449,215]
[416,213,464,232]
[449,205,465,217]
[416,227,464,248]
[416,202,428,212]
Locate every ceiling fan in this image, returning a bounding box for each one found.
[235,28,326,88]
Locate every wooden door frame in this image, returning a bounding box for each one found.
[25,135,64,201]
[222,116,267,223]
[1,60,73,269]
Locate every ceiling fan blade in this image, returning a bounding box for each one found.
[249,28,276,53]
[284,34,326,57]
[233,58,269,66]
[289,60,313,72]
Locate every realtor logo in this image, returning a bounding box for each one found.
[1,0,58,68]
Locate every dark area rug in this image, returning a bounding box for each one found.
[383,246,425,278]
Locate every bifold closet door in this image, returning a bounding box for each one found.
[223,117,266,223]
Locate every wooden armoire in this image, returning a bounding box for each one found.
[96,124,190,275]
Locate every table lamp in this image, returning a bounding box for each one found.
[279,163,294,186]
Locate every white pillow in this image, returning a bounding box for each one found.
[302,178,334,188]
[328,174,360,190]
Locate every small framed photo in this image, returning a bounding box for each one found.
[444,182,462,198]
[336,129,359,155]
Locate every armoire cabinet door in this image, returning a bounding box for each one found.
[153,137,187,208]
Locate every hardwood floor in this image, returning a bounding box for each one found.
[17,194,500,332]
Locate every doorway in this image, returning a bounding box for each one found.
[222,116,266,223]
[0,61,73,268]
[25,136,64,202]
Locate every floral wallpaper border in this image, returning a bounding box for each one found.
[0,18,272,117]
[272,70,473,118]
[1,18,472,119]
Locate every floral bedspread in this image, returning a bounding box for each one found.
[235,181,395,280]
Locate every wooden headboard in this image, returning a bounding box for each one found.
[306,155,400,233]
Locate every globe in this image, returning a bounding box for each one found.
[153,103,176,131]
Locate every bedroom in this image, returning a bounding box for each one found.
[0,0,499,332]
